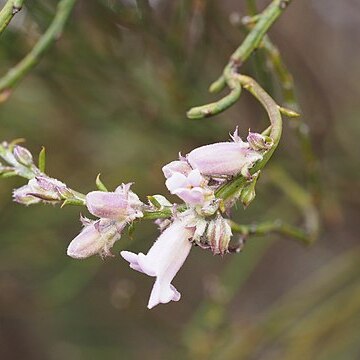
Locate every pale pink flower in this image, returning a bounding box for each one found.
[165,169,213,206]
[121,219,194,309]
[86,183,143,221]
[67,218,124,259]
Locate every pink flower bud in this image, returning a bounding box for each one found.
[206,215,232,255]
[187,141,262,177]
[85,183,143,220]
[67,219,124,259]
[247,132,273,151]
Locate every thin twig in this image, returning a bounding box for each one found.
[0,0,76,102]
[0,0,24,35]
[187,0,293,119]
[230,219,311,245]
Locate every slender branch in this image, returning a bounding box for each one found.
[186,0,292,119]
[226,0,291,75]
[260,36,320,197]
[267,166,319,241]
[230,219,312,245]
[0,0,76,102]
[0,0,23,35]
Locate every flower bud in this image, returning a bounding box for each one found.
[240,185,256,208]
[67,219,123,259]
[206,215,232,255]
[13,145,33,167]
[30,176,67,201]
[13,176,68,205]
[187,140,262,177]
[239,171,259,208]
[86,183,143,221]
[247,132,273,151]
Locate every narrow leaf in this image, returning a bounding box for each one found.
[96,173,108,192]
[38,146,46,173]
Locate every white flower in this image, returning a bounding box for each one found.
[165,169,214,206]
[121,219,194,309]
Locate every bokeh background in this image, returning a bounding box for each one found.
[0,0,359,359]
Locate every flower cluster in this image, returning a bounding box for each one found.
[67,184,144,259]
[120,128,271,308]
[6,128,272,309]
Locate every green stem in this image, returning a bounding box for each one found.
[210,0,292,94]
[230,219,311,245]
[187,0,293,119]
[267,166,319,241]
[0,0,24,35]
[0,0,76,101]
[260,36,320,197]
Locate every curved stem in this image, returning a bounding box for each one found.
[0,0,23,36]
[0,0,76,101]
[215,75,282,200]
[210,0,292,94]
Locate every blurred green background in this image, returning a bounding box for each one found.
[0,0,359,359]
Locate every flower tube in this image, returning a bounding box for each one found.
[121,219,194,309]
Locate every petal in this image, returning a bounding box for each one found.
[187,169,204,187]
[162,160,192,179]
[121,251,157,276]
[86,191,128,219]
[147,279,181,309]
[165,172,189,193]
[13,185,41,205]
[121,251,145,274]
[173,188,205,205]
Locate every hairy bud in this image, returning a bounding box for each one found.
[13,145,34,167]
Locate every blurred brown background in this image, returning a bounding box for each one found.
[0,0,359,359]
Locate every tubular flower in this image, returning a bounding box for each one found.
[186,128,264,177]
[121,219,194,309]
[165,168,214,206]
